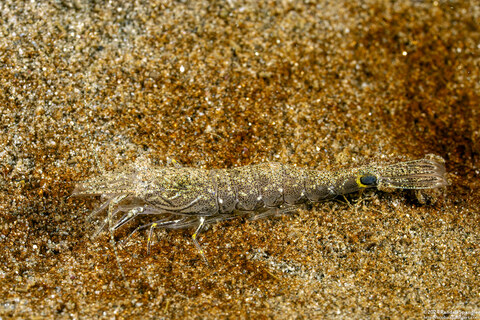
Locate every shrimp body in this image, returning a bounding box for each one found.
[72,155,448,262]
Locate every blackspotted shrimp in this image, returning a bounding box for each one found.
[72,154,448,265]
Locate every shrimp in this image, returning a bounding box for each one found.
[72,154,448,265]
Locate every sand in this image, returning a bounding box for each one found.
[0,0,479,318]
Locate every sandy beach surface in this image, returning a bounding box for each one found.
[0,0,479,318]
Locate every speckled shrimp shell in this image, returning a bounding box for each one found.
[72,154,448,263]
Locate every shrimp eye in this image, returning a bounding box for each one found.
[360,174,377,186]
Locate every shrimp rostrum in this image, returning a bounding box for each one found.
[72,155,448,262]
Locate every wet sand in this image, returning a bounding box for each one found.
[0,0,479,318]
